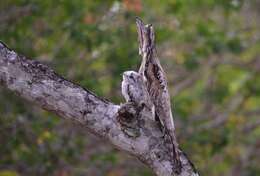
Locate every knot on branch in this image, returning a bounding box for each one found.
[117,102,141,138]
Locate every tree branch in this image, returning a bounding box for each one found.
[0,19,198,176]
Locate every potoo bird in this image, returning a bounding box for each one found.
[136,18,182,174]
[121,71,155,117]
[122,71,146,104]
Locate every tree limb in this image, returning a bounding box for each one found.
[0,19,198,176]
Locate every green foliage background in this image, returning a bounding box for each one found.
[0,0,259,175]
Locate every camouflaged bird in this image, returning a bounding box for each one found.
[121,71,155,118]
[136,18,182,174]
[120,71,155,138]
[122,71,149,105]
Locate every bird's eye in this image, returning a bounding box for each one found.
[129,74,134,79]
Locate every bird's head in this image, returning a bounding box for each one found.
[122,71,142,84]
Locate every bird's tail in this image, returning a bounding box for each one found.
[164,129,182,174]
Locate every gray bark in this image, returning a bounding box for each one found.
[0,20,198,176]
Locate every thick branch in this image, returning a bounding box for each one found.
[0,23,198,176]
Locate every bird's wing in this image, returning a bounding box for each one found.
[136,18,174,129]
[135,18,181,174]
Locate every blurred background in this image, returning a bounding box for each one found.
[0,0,260,176]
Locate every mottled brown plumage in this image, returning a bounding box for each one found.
[136,17,182,174]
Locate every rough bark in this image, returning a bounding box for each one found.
[0,19,198,176]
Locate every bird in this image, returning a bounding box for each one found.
[120,71,155,138]
[121,71,155,115]
[136,17,182,174]
[122,71,145,104]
